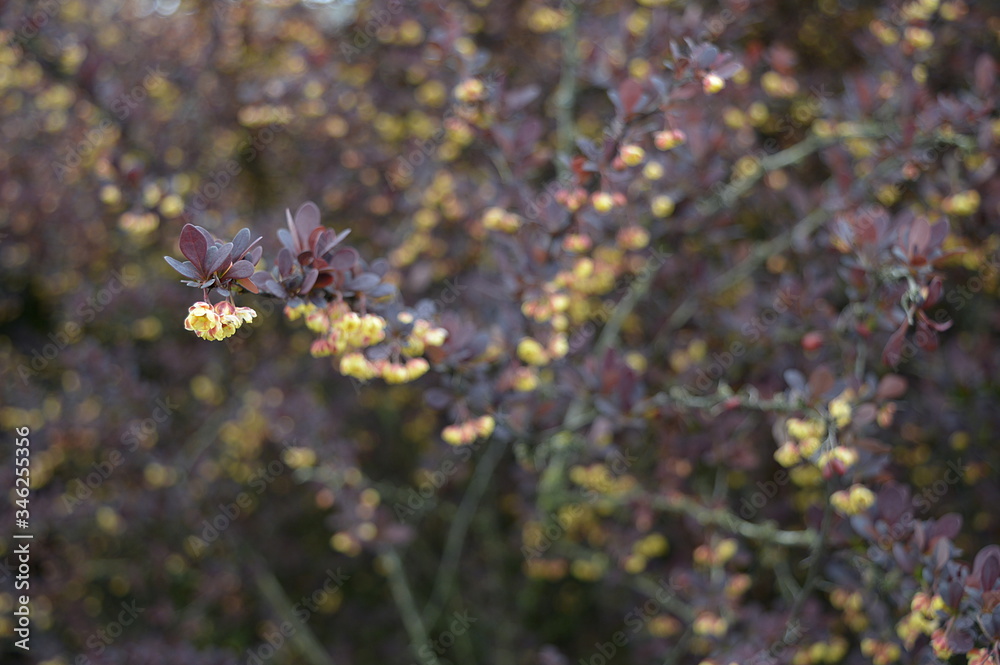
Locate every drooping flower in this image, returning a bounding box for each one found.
[183,301,256,341]
[184,302,222,340]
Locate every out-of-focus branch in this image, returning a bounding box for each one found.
[249,551,337,665]
[422,435,509,627]
[645,493,816,548]
[555,3,580,181]
[382,547,441,665]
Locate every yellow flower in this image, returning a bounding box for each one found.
[831,484,875,516]
[619,144,645,166]
[828,390,854,428]
[340,352,378,380]
[381,362,410,384]
[235,306,257,324]
[284,302,313,320]
[774,441,800,467]
[405,357,430,381]
[517,337,550,366]
[306,308,331,333]
[184,301,221,338]
[512,366,539,392]
[474,415,495,438]
[702,73,725,94]
[442,424,466,446]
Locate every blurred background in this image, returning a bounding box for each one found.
[2,0,1000,663]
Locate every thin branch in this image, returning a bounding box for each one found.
[382,547,441,665]
[646,493,816,548]
[422,435,509,627]
[248,550,337,665]
[785,485,835,625]
[555,3,580,180]
[666,206,830,332]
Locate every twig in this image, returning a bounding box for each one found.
[666,207,830,332]
[555,3,580,181]
[382,547,441,665]
[698,135,828,216]
[645,493,816,548]
[248,550,337,665]
[785,484,835,627]
[422,435,509,627]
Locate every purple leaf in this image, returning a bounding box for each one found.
[974,546,1000,591]
[329,247,359,271]
[878,484,909,522]
[237,277,258,294]
[696,45,719,69]
[205,242,233,275]
[882,320,909,367]
[300,267,318,294]
[715,61,743,78]
[933,514,963,541]
[294,202,322,247]
[179,224,208,272]
[164,256,200,280]
[225,260,255,280]
[245,246,263,266]
[231,228,252,257]
[277,228,296,254]
[876,374,907,400]
[277,248,294,276]
[314,229,343,257]
[264,279,287,298]
[369,283,396,299]
[251,271,273,288]
[346,272,380,292]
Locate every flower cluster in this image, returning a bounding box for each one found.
[859,638,903,665]
[516,335,568,367]
[292,301,387,358]
[830,484,876,516]
[896,592,949,650]
[340,353,430,384]
[286,301,447,384]
[183,301,257,341]
[775,412,861,478]
[441,415,495,446]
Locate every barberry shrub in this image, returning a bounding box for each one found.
[4,0,1000,663]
